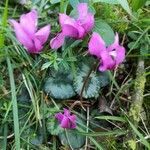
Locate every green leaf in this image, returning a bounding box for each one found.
[69,0,79,8]
[93,19,115,46]
[41,62,52,70]
[89,5,96,14]
[74,57,109,99]
[97,71,110,87]
[131,0,147,11]
[69,0,90,8]
[128,32,138,40]
[74,63,100,98]
[128,119,150,149]
[95,116,126,122]
[140,45,149,56]
[79,0,89,2]
[128,42,139,49]
[59,129,85,149]
[117,0,132,16]
[44,67,76,99]
[60,0,69,13]
[47,117,63,135]
[50,0,60,4]
[0,74,4,88]
[31,135,43,146]
[58,117,85,149]
[62,38,82,53]
[92,0,119,4]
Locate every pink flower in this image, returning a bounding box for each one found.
[50,3,94,49]
[9,10,50,53]
[55,109,77,129]
[88,32,125,71]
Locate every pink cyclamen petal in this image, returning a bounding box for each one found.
[20,10,38,37]
[35,25,50,44]
[9,19,34,50]
[77,3,88,20]
[88,32,106,57]
[55,109,76,129]
[68,115,76,128]
[59,14,74,27]
[55,112,64,121]
[59,13,85,39]
[107,33,119,52]
[10,10,50,53]
[80,13,94,33]
[53,3,94,47]
[115,46,125,65]
[32,38,43,53]
[107,33,125,65]
[50,32,65,49]
[62,24,80,38]
[64,108,71,116]
[77,3,94,33]
[98,50,116,71]
[60,116,70,128]
[88,32,125,71]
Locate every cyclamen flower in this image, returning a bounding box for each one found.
[88,32,125,71]
[50,3,94,49]
[55,109,77,129]
[9,10,50,53]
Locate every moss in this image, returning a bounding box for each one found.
[129,104,142,123]
[129,59,146,123]
[128,139,136,150]
[127,59,146,149]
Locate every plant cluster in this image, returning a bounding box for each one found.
[0,0,149,149]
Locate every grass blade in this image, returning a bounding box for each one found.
[0,0,8,47]
[77,130,127,137]
[127,119,150,149]
[6,50,20,150]
[95,116,126,122]
[3,123,8,150]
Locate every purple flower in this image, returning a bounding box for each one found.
[9,10,50,53]
[88,32,125,71]
[55,109,77,129]
[50,3,94,49]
